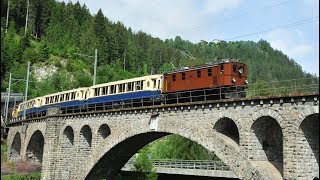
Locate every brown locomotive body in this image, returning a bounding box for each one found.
[163,60,247,99]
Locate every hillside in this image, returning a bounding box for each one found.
[1,0,317,98]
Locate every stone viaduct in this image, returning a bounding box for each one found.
[6,93,319,180]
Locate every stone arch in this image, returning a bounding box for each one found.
[10,132,22,162]
[214,117,240,145]
[79,125,92,155]
[251,116,283,176]
[78,119,266,180]
[297,107,319,129]
[58,126,75,178]
[98,124,111,139]
[26,130,44,163]
[299,113,319,177]
[251,109,285,130]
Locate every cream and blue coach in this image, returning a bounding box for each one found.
[15,87,88,119]
[86,74,163,106]
[13,74,163,119]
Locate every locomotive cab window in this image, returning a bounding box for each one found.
[182,72,186,80]
[172,74,176,81]
[220,64,224,73]
[233,64,238,73]
[208,68,212,76]
[239,66,244,74]
[197,70,201,78]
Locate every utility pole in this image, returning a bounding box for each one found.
[93,49,97,86]
[5,0,9,33]
[123,47,126,70]
[23,62,30,120]
[5,73,12,124]
[24,0,29,36]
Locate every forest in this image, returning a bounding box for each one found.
[1,0,317,99]
[0,0,318,172]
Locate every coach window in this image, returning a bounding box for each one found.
[55,95,59,102]
[101,87,105,95]
[66,93,70,101]
[136,81,141,90]
[50,96,54,103]
[127,82,133,91]
[119,84,124,93]
[233,64,238,73]
[197,70,201,78]
[158,80,161,89]
[182,72,186,80]
[141,81,144,90]
[46,97,49,104]
[220,64,224,73]
[172,74,176,81]
[94,88,100,96]
[208,68,212,76]
[105,86,109,95]
[60,94,64,101]
[110,85,116,94]
[153,79,157,88]
[71,92,76,99]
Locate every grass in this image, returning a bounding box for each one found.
[1,172,41,180]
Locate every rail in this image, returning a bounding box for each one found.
[8,77,319,123]
[123,159,230,171]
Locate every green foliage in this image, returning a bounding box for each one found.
[1,172,41,180]
[1,139,8,162]
[133,148,158,180]
[148,135,218,160]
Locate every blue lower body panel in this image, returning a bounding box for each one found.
[87,90,161,105]
[17,90,161,117]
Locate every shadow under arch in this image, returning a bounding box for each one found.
[300,113,319,170]
[26,130,44,163]
[85,132,170,179]
[80,125,92,147]
[214,117,240,145]
[98,124,111,139]
[251,116,283,176]
[10,132,22,162]
[63,126,74,146]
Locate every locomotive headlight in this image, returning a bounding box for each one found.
[232,78,236,83]
[245,80,248,84]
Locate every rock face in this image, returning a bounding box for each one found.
[33,64,58,82]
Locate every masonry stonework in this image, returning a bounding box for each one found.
[6,95,319,180]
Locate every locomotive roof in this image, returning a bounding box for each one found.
[166,60,245,74]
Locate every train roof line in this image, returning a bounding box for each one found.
[166,59,244,74]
